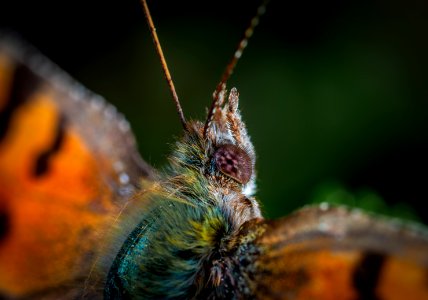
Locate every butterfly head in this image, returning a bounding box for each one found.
[169,86,260,224]
[204,87,255,190]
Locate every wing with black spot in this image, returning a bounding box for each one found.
[0,33,154,298]
[230,205,428,300]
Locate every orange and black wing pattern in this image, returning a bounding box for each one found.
[241,205,428,300]
[0,34,153,299]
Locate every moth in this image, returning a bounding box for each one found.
[0,0,428,299]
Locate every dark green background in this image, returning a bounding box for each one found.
[1,0,427,222]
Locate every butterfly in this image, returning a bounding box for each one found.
[1,0,428,299]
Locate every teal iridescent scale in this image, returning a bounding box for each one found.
[104,210,158,299]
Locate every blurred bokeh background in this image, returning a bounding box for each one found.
[1,0,427,223]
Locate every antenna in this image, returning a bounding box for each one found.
[141,0,187,129]
[203,0,269,137]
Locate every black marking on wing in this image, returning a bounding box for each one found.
[0,64,40,142]
[353,251,386,300]
[0,205,10,244]
[33,114,66,177]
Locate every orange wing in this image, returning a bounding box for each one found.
[242,205,428,300]
[0,34,154,298]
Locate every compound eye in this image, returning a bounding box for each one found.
[213,144,252,184]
